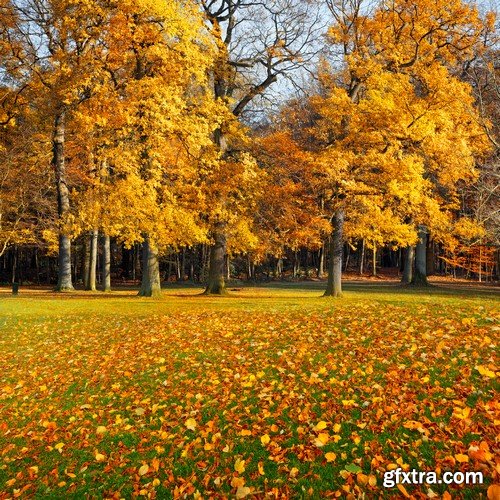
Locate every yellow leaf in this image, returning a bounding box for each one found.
[476,365,496,378]
[314,432,329,447]
[325,452,337,462]
[54,442,64,452]
[260,434,270,445]
[236,486,251,499]
[138,464,149,476]
[96,426,107,435]
[185,418,197,431]
[234,458,246,474]
[314,421,327,431]
[258,462,265,475]
[240,429,252,436]
[455,453,469,463]
[95,451,106,462]
[333,423,341,433]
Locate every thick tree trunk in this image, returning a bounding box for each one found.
[426,235,436,276]
[54,111,74,291]
[83,233,91,288]
[138,236,161,297]
[102,234,111,292]
[204,224,227,295]
[86,229,98,291]
[401,246,415,284]
[412,226,429,286]
[324,209,344,297]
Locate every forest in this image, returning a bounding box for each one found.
[0,0,499,498]
[0,0,498,297]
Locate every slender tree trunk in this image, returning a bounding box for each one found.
[83,233,91,288]
[324,209,344,297]
[401,246,415,284]
[344,244,350,272]
[102,234,111,292]
[138,236,161,297]
[317,245,325,278]
[359,239,365,275]
[372,243,377,276]
[11,246,17,284]
[53,111,74,291]
[86,229,98,291]
[204,223,227,295]
[412,226,429,286]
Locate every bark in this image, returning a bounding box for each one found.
[426,235,436,275]
[101,234,111,292]
[359,239,365,275]
[412,226,429,286]
[86,229,98,291]
[401,246,415,284]
[372,244,377,276]
[83,233,91,288]
[204,223,227,295]
[324,209,345,297]
[138,236,162,297]
[317,245,325,278]
[11,246,17,284]
[54,111,74,291]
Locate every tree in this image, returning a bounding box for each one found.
[72,0,220,297]
[199,0,324,294]
[307,0,492,296]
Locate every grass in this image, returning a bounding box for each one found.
[0,283,498,498]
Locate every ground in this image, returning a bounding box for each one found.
[0,282,498,499]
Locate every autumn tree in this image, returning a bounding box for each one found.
[199,0,324,294]
[305,0,492,296]
[0,0,112,290]
[71,0,221,297]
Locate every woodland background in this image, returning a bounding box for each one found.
[0,0,499,296]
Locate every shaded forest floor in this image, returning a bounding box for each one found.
[0,285,498,498]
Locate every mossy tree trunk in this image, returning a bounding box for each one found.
[101,234,111,292]
[204,223,227,295]
[138,236,161,297]
[324,209,345,297]
[86,229,98,291]
[401,246,415,284]
[412,226,429,286]
[54,111,74,291]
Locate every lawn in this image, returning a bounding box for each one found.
[0,283,498,499]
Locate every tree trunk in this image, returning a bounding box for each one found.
[53,111,74,291]
[372,243,377,276]
[101,234,111,292]
[359,239,365,275]
[138,236,161,297]
[412,226,429,286]
[426,235,436,276]
[324,209,344,297]
[83,233,91,288]
[317,245,325,278]
[204,223,227,295]
[401,246,415,284]
[87,229,98,291]
[11,246,17,284]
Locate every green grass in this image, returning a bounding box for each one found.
[0,283,498,498]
